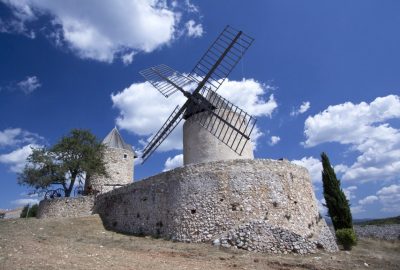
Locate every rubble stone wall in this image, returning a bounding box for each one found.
[94,159,338,254]
[37,196,95,219]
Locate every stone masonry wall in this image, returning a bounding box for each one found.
[94,159,338,254]
[88,147,134,193]
[37,196,95,219]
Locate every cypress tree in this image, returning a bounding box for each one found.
[321,152,353,231]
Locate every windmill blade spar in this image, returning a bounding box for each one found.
[189,25,254,93]
[140,64,196,98]
[141,104,187,162]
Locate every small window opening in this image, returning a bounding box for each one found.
[191,209,196,214]
[123,154,128,159]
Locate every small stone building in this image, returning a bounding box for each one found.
[86,127,136,194]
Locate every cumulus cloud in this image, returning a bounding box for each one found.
[1,0,201,63]
[185,20,203,37]
[317,198,327,215]
[0,1,36,38]
[376,184,400,212]
[0,128,43,147]
[349,184,400,214]
[358,195,378,205]
[268,136,280,146]
[343,185,357,200]
[112,78,277,153]
[291,156,321,183]
[218,79,277,117]
[17,75,41,94]
[350,205,365,214]
[121,51,135,65]
[1,75,41,94]
[291,101,310,116]
[0,144,41,172]
[184,0,199,13]
[303,95,400,183]
[163,153,183,171]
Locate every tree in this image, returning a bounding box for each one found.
[18,129,107,197]
[321,152,353,231]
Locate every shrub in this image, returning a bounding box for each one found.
[20,204,38,218]
[336,228,357,250]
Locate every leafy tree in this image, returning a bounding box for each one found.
[20,204,38,218]
[18,129,107,197]
[321,152,353,231]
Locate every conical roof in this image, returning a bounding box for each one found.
[102,127,136,156]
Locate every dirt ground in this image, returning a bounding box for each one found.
[0,215,399,270]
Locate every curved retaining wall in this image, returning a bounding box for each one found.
[94,159,338,254]
[37,196,95,219]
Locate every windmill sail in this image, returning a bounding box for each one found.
[141,105,187,161]
[140,64,196,98]
[189,25,254,93]
[189,87,257,155]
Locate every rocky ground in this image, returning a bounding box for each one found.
[354,225,400,241]
[1,215,399,270]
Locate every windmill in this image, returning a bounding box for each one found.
[140,25,256,163]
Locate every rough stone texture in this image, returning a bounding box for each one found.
[88,147,134,193]
[94,159,338,253]
[354,225,400,241]
[183,110,254,165]
[37,196,95,219]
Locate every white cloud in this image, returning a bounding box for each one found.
[317,198,327,215]
[291,156,321,183]
[376,184,400,212]
[121,51,135,65]
[112,78,277,153]
[163,153,183,171]
[1,0,192,63]
[377,184,400,196]
[303,95,400,183]
[350,205,365,214]
[0,144,40,172]
[111,82,185,136]
[358,195,378,205]
[184,0,199,13]
[218,79,277,117]
[185,20,203,38]
[291,101,310,116]
[0,128,43,147]
[0,1,36,38]
[268,135,280,146]
[0,128,22,147]
[343,185,357,200]
[12,198,39,206]
[17,75,41,94]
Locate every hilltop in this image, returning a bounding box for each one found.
[0,215,399,270]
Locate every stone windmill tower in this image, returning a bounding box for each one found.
[139,25,256,165]
[86,127,136,194]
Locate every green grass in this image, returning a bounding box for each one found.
[355,216,400,226]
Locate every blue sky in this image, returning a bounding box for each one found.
[0,0,399,218]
